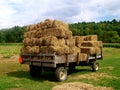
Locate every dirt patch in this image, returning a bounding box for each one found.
[52,82,113,90]
[69,73,118,81]
[7,88,25,90]
[0,55,19,62]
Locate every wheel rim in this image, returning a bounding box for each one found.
[95,64,99,71]
[60,71,66,80]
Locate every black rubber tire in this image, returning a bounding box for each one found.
[92,61,99,72]
[30,65,42,77]
[55,67,67,82]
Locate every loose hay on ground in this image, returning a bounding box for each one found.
[69,73,119,81]
[52,82,113,90]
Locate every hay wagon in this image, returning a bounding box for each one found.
[19,48,103,81]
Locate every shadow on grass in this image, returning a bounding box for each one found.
[7,68,92,82]
[7,70,56,82]
[68,68,92,75]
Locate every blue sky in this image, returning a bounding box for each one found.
[0,0,120,29]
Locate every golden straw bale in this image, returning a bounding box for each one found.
[40,28,65,38]
[34,24,37,30]
[69,46,80,54]
[40,45,70,55]
[22,46,39,54]
[20,47,28,54]
[49,45,69,55]
[73,36,86,47]
[79,53,88,61]
[25,46,32,54]
[23,38,31,46]
[26,25,30,32]
[65,30,72,39]
[36,27,42,31]
[80,47,96,55]
[81,47,102,55]
[29,24,35,31]
[41,25,48,30]
[41,28,72,39]
[30,38,38,45]
[31,46,40,54]
[23,38,38,46]
[96,47,102,54]
[40,22,48,30]
[98,41,103,47]
[36,23,40,28]
[54,25,72,38]
[57,38,66,46]
[74,36,86,44]
[35,29,43,38]
[52,20,69,29]
[42,36,58,46]
[80,41,103,47]
[65,38,75,47]
[39,46,50,54]
[30,30,37,38]
[24,32,31,38]
[24,31,37,38]
[76,43,82,48]
[85,35,98,41]
[38,37,65,46]
[36,22,43,29]
[81,41,100,47]
[37,38,43,46]
[44,19,53,28]
[24,32,28,38]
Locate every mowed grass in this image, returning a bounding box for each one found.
[0,44,120,90]
[0,44,22,58]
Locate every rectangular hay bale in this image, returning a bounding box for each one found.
[69,46,80,54]
[49,45,69,55]
[85,35,98,41]
[79,53,88,61]
[52,20,69,29]
[80,47,102,55]
[73,36,86,47]
[65,38,75,47]
[38,36,59,46]
[80,47,96,55]
[39,46,50,54]
[81,41,100,47]
[41,28,72,39]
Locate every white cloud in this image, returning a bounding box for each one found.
[0,0,120,29]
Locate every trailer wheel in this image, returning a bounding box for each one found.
[92,61,99,72]
[55,67,67,82]
[30,65,42,77]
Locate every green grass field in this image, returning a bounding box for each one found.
[0,44,22,58]
[0,44,120,90]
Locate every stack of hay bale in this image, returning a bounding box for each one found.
[74,35,102,61]
[21,19,79,55]
[20,19,102,61]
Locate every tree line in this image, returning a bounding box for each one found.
[70,19,120,43]
[0,19,120,43]
[0,26,26,43]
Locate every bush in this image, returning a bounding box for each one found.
[103,43,120,48]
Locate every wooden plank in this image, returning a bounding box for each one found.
[77,53,80,65]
